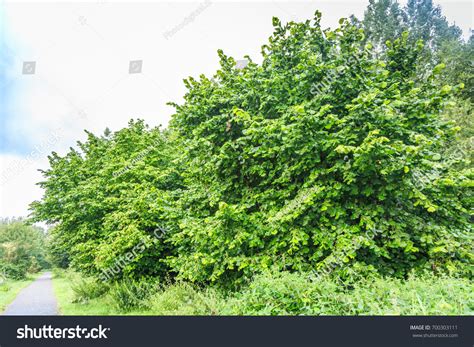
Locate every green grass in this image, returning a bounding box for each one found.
[51,270,148,315]
[226,271,474,315]
[52,270,115,315]
[0,273,41,313]
[51,269,474,316]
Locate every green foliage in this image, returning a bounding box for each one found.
[31,10,472,287]
[0,219,48,279]
[51,267,68,279]
[27,256,41,273]
[31,120,182,279]
[46,226,70,269]
[358,0,407,50]
[167,14,472,284]
[228,271,341,315]
[71,278,109,304]
[228,270,473,315]
[343,273,473,315]
[109,278,158,311]
[54,270,473,315]
[442,99,473,168]
[147,282,224,315]
[438,36,474,101]
[360,0,462,52]
[404,0,462,50]
[359,0,472,102]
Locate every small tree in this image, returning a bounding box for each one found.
[30,121,182,280]
[0,220,48,279]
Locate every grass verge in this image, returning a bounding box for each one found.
[0,273,41,313]
[51,269,474,315]
[52,270,113,315]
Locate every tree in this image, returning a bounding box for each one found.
[405,0,462,50]
[30,120,183,280]
[359,0,472,169]
[0,219,48,279]
[167,13,472,284]
[359,0,471,99]
[438,33,474,101]
[361,0,462,52]
[31,12,472,286]
[360,0,406,51]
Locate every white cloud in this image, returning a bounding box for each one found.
[0,153,48,218]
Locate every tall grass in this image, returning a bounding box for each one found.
[52,269,474,315]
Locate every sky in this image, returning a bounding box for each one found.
[0,0,473,219]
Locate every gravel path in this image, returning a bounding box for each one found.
[3,272,58,315]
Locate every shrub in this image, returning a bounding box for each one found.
[148,282,224,315]
[28,257,41,273]
[109,278,158,311]
[228,271,344,315]
[30,121,181,279]
[227,270,474,315]
[0,262,28,280]
[168,15,472,284]
[341,274,474,315]
[0,282,10,293]
[71,278,109,304]
[51,267,67,279]
[30,12,472,287]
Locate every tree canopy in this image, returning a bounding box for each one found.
[30,9,472,286]
[0,219,48,279]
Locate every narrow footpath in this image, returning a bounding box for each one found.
[3,272,58,315]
